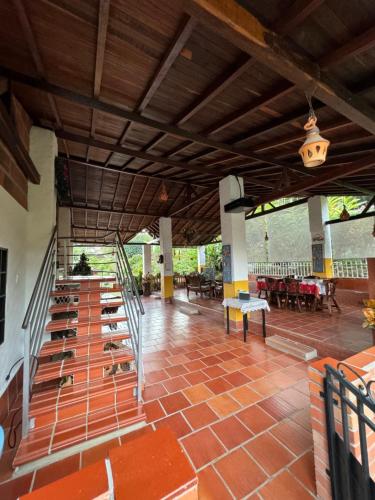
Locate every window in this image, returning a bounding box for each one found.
[0,248,7,345]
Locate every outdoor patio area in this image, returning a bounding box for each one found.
[0,297,315,499]
[174,287,373,360]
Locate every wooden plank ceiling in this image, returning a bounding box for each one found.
[0,0,374,245]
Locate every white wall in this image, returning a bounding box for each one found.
[0,188,27,396]
[0,126,57,397]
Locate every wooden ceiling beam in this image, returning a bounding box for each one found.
[87,0,110,162]
[320,25,375,69]
[64,156,208,188]
[273,0,325,35]
[12,0,69,157]
[254,155,374,206]
[105,15,196,166]
[189,0,375,135]
[64,204,218,222]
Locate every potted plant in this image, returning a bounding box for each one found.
[362,299,375,344]
[142,273,152,296]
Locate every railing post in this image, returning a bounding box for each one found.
[137,309,143,402]
[63,239,67,278]
[21,326,31,438]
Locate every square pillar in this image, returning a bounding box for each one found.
[142,244,152,275]
[197,246,206,272]
[308,196,333,278]
[219,175,249,330]
[159,217,173,300]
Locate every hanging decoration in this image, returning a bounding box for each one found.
[159,182,168,202]
[339,204,350,221]
[299,92,330,168]
[264,232,269,241]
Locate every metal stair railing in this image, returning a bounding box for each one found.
[115,232,145,402]
[21,226,57,438]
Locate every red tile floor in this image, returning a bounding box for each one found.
[175,288,373,360]
[1,297,318,499]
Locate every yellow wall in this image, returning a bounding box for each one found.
[224,280,249,321]
[161,275,174,299]
[315,258,334,279]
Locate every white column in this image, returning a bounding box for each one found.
[220,175,249,328]
[159,217,173,299]
[26,126,58,299]
[197,245,206,272]
[57,207,72,275]
[308,196,333,277]
[142,244,152,275]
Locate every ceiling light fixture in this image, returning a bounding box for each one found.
[159,182,168,202]
[299,93,330,168]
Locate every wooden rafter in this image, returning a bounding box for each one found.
[87,0,110,162]
[189,0,375,135]
[12,0,69,157]
[66,204,218,222]
[104,15,196,166]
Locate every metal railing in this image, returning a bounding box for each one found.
[333,259,368,279]
[115,232,145,402]
[22,227,57,437]
[249,259,369,279]
[248,261,313,277]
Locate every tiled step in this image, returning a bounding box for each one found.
[265,334,318,361]
[50,285,122,297]
[13,400,146,467]
[34,348,134,384]
[39,331,130,357]
[45,315,128,333]
[49,298,123,314]
[30,371,138,428]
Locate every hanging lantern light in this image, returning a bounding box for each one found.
[264,232,269,242]
[340,204,350,221]
[159,182,168,202]
[299,94,330,168]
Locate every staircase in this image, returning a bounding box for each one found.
[14,230,146,468]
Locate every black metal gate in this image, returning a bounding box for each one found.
[324,363,375,500]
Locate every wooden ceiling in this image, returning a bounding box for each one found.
[0,0,374,245]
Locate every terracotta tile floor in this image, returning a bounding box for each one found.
[175,288,373,359]
[0,297,318,499]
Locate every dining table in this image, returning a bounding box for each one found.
[222,297,270,342]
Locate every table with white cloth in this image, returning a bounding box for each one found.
[222,298,270,342]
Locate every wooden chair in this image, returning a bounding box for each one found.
[186,274,212,299]
[322,279,341,314]
[214,280,223,299]
[267,277,285,308]
[284,278,304,312]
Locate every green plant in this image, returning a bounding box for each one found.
[72,253,92,276]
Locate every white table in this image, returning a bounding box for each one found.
[222,298,270,341]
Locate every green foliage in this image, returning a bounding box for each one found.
[72,253,92,276]
[327,196,367,219]
[206,243,222,272]
[173,248,198,274]
[73,246,116,273]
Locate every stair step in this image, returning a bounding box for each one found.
[34,348,134,384]
[49,299,123,314]
[40,331,130,357]
[30,371,138,428]
[13,400,146,467]
[56,276,116,285]
[50,285,122,297]
[45,315,128,333]
[265,334,318,361]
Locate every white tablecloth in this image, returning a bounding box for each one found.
[222,298,270,314]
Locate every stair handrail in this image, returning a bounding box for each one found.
[21,226,57,438]
[22,226,57,329]
[115,232,145,315]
